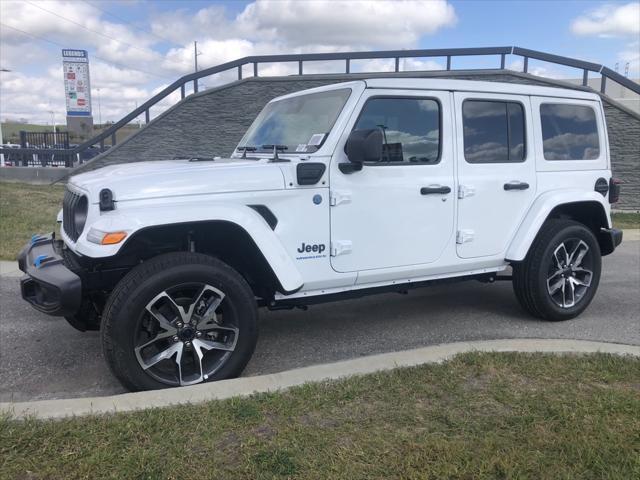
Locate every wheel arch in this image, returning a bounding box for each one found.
[506,191,613,262]
[95,205,304,297]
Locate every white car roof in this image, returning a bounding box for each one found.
[365,78,601,101]
[273,78,601,103]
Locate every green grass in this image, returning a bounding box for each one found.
[1,352,639,479]
[0,182,64,260]
[612,212,640,229]
[0,182,638,261]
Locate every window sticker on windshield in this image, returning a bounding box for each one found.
[308,133,325,146]
[296,144,308,152]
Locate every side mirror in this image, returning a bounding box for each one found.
[344,128,382,164]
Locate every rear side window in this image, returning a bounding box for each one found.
[462,100,526,163]
[540,104,600,160]
[353,97,441,164]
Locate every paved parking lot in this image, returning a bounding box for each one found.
[1,240,638,402]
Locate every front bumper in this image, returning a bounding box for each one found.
[18,233,81,316]
[599,228,623,256]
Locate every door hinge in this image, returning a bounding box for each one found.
[456,230,475,244]
[330,240,352,257]
[458,185,475,199]
[329,190,352,206]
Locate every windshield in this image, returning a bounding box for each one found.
[237,88,351,154]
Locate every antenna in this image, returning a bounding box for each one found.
[614,62,619,72]
[624,62,630,77]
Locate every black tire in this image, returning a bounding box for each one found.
[512,219,601,321]
[101,252,258,391]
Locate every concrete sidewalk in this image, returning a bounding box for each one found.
[1,338,638,420]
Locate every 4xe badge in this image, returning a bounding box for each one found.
[296,242,326,260]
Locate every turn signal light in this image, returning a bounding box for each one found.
[101,231,127,245]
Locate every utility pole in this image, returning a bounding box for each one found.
[96,87,102,128]
[49,110,57,144]
[0,68,11,166]
[135,101,141,128]
[194,41,202,93]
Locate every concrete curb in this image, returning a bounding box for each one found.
[1,339,638,420]
[0,261,21,277]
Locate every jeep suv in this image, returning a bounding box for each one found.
[19,79,622,391]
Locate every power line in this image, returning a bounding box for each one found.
[80,0,182,48]
[24,1,188,70]
[0,22,173,80]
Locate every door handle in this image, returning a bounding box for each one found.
[420,185,451,195]
[504,181,530,191]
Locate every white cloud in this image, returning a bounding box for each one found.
[507,60,571,79]
[571,2,640,37]
[236,0,457,49]
[151,0,456,50]
[1,0,457,123]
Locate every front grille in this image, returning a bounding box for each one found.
[63,189,83,241]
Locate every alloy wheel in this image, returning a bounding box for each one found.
[134,283,238,386]
[546,239,593,308]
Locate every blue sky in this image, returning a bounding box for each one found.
[1,0,638,123]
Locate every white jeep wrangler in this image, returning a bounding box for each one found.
[19,79,623,391]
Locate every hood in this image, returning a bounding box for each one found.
[69,158,286,203]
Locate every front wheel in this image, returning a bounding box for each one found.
[512,219,602,321]
[101,252,258,391]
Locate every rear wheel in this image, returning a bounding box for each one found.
[101,252,258,391]
[512,219,601,321]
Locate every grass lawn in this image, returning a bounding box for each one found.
[612,211,640,229]
[0,181,638,260]
[0,182,64,260]
[1,352,639,479]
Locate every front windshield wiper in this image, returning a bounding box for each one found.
[262,144,289,163]
[173,156,216,162]
[236,146,257,159]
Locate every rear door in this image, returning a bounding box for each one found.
[454,92,537,258]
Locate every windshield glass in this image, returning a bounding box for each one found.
[237,88,351,154]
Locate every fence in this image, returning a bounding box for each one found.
[1,46,638,168]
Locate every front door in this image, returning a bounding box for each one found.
[329,90,455,273]
[453,92,537,258]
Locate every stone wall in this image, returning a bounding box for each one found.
[72,70,640,209]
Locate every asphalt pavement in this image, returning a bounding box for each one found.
[1,239,638,402]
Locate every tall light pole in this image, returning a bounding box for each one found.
[49,110,57,144]
[0,68,11,167]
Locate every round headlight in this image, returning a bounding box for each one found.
[74,195,88,235]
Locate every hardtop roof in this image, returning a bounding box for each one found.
[363,78,600,100]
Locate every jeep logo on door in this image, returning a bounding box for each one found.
[296,242,326,260]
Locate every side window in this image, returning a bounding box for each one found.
[462,100,526,163]
[353,97,440,164]
[540,104,600,160]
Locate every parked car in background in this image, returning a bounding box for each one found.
[0,143,21,166]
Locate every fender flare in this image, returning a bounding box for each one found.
[74,203,304,293]
[505,190,611,262]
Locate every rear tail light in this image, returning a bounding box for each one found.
[609,178,622,204]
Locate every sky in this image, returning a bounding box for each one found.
[0,0,638,125]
